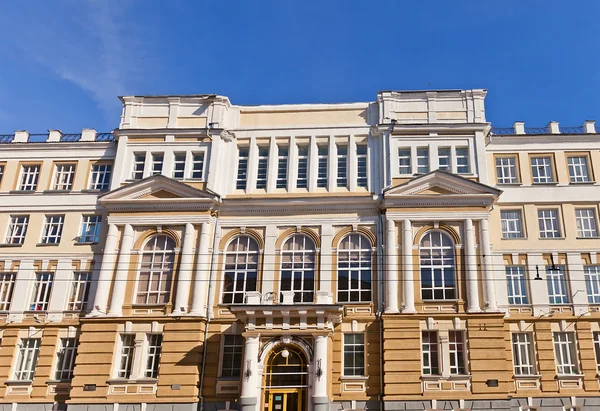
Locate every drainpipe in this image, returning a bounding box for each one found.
[377,211,385,411]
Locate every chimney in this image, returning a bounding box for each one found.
[513,121,525,135]
[547,121,560,134]
[48,130,62,142]
[583,120,596,134]
[81,128,97,142]
[13,130,29,143]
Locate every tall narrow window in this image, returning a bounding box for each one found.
[357,144,368,188]
[449,331,466,375]
[553,332,578,375]
[594,332,600,371]
[191,153,204,179]
[538,209,561,238]
[151,153,164,175]
[547,265,569,304]
[576,208,598,238]
[456,147,470,174]
[422,331,439,375]
[145,334,162,378]
[136,235,175,305]
[276,145,288,189]
[280,234,316,303]
[68,272,91,311]
[531,156,554,183]
[568,156,591,183]
[172,153,186,179]
[417,148,429,174]
[398,148,411,174]
[584,265,600,304]
[256,147,269,189]
[297,145,309,188]
[496,156,518,184]
[343,334,365,376]
[79,215,101,243]
[512,333,535,375]
[236,147,249,190]
[14,339,41,381]
[52,164,76,190]
[0,164,4,184]
[41,215,64,244]
[19,165,40,191]
[506,266,528,305]
[55,338,78,380]
[29,272,53,311]
[438,148,451,172]
[89,164,112,190]
[223,236,259,304]
[0,273,15,311]
[420,231,455,300]
[221,335,244,377]
[117,334,135,379]
[132,153,145,179]
[5,215,29,244]
[337,144,348,187]
[317,145,328,188]
[337,234,372,303]
[501,210,524,238]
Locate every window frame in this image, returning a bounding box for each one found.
[547,265,569,305]
[437,147,451,172]
[79,214,102,243]
[276,145,289,189]
[356,144,368,188]
[537,208,562,239]
[296,145,309,189]
[336,144,348,188]
[280,234,317,304]
[512,332,536,376]
[190,152,205,179]
[116,334,135,379]
[505,265,529,305]
[448,330,467,375]
[500,209,525,239]
[172,152,186,179]
[151,153,164,175]
[256,146,269,189]
[54,337,78,381]
[29,272,54,311]
[398,148,412,175]
[416,147,429,174]
[67,272,92,311]
[584,265,600,304]
[316,145,328,188]
[421,331,440,375]
[343,333,366,377]
[222,235,260,305]
[41,215,65,244]
[14,338,41,381]
[220,334,244,378]
[419,231,457,301]
[575,208,599,238]
[594,331,600,372]
[566,153,593,183]
[144,334,163,379]
[495,155,520,185]
[553,332,579,375]
[236,146,249,190]
[5,215,29,245]
[337,233,373,303]
[18,164,41,191]
[88,163,112,190]
[51,163,76,191]
[0,272,16,311]
[530,154,556,184]
[455,147,470,174]
[131,153,146,180]
[135,235,176,305]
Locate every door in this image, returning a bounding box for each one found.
[268,390,300,411]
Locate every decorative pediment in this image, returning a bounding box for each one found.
[99,175,219,211]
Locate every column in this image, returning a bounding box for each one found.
[8,260,35,322]
[464,219,481,312]
[319,224,333,294]
[313,334,329,411]
[90,224,118,316]
[479,219,498,312]
[385,218,399,313]
[190,222,212,316]
[108,224,134,316]
[402,219,416,313]
[172,223,195,315]
[240,335,260,411]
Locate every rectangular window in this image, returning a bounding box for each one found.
[456,147,470,174]
[297,145,309,189]
[67,272,91,311]
[151,153,164,175]
[594,332,600,371]
[337,144,348,187]
[506,266,529,305]
[52,164,76,190]
[55,338,78,380]
[79,215,101,243]
[172,153,186,179]
[398,148,411,174]
[584,266,600,304]
[449,331,466,375]
[501,210,524,239]
[276,145,288,189]
[417,148,429,174]
[144,334,162,378]
[538,209,561,238]
[236,147,249,190]
[531,156,554,183]
[438,147,451,172]
[547,265,569,304]
[19,165,40,191]
[89,164,111,190]
[14,338,40,381]
[576,208,598,238]
[0,164,3,184]
[5,215,29,244]
[256,147,269,189]
[343,334,365,376]
[41,215,64,244]
[357,145,368,188]
[422,331,439,375]
[317,145,328,188]
[191,153,204,179]
[512,333,535,375]
[221,335,244,377]
[568,156,591,183]
[29,272,54,311]
[553,332,578,375]
[132,153,145,179]
[496,156,518,184]
[117,334,135,379]
[0,273,15,311]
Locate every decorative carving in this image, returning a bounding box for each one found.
[220,129,236,142]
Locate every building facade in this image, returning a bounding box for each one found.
[0,90,599,411]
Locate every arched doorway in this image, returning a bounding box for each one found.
[263,345,308,411]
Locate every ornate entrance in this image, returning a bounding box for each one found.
[263,345,307,411]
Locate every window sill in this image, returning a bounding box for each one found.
[514,374,541,379]
[501,236,527,240]
[216,376,242,382]
[421,374,471,380]
[9,190,37,194]
[556,373,584,379]
[340,375,369,381]
[0,243,23,247]
[531,182,558,186]
[569,181,596,185]
[4,380,33,386]
[576,236,600,240]
[107,378,158,384]
[36,242,60,246]
[43,190,72,194]
[74,241,98,246]
[46,379,72,384]
[496,183,522,186]
[538,237,565,240]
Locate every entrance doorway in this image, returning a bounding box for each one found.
[263,345,307,411]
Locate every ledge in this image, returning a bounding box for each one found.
[340,375,369,381]
[0,243,23,248]
[74,241,98,246]
[4,380,33,386]
[8,190,36,194]
[569,181,596,185]
[421,374,472,380]
[42,190,71,194]
[514,374,542,379]
[501,236,527,240]
[106,378,158,384]
[556,373,584,379]
[538,237,565,240]
[531,182,559,186]
[576,236,600,240]
[496,183,522,186]
[36,242,60,246]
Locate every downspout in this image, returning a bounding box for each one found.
[377,211,385,411]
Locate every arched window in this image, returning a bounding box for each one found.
[420,231,456,300]
[136,235,176,304]
[280,234,316,303]
[223,236,259,304]
[337,233,372,303]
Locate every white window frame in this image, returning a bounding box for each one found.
[337,233,372,303]
[356,144,368,188]
[501,210,524,239]
[135,235,175,305]
[437,147,451,172]
[52,163,76,191]
[538,209,561,238]
[172,152,186,179]
[343,333,365,376]
[79,214,101,243]
[0,164,4,184]
[449,330,466,375]
[29,272,54,311]
[456,147,470,174]
[553,332,578,375]
[506,266,529,305]
[256,146,269,189]
[191,152,205,179]
[575,208,598,238]
[422,331,439,375]
[236,147,249,190]
[41,215,64,244]
[593,332,600,371]
[317,145,328,187]
[296,145,309,189]
[416,147,429,174]
[496,156,518,184]
[67,272,91,311]
[336,144,348,188]
[117,334,135,379]
[151,153,164,175]
[5,215,29,244]
[14,338,41,381]
[280,234,316,303]
[398,148,411,175]
[547,265,569,305]
[420,231,456,300]
[512,333,535,376]
[568,156,591,183]
[19,164,41,191]
[0,272,16,311]
[584,265,600,304]
[55,337,78,380]
[531,156,554,183]
[220,334,244,378]
[88,163,112,190]
[132,153,146,180]
[276,145,288,189]
[222,236,259,304]
[144,334,162,378]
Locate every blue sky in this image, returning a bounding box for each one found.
[0,1,598,133]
